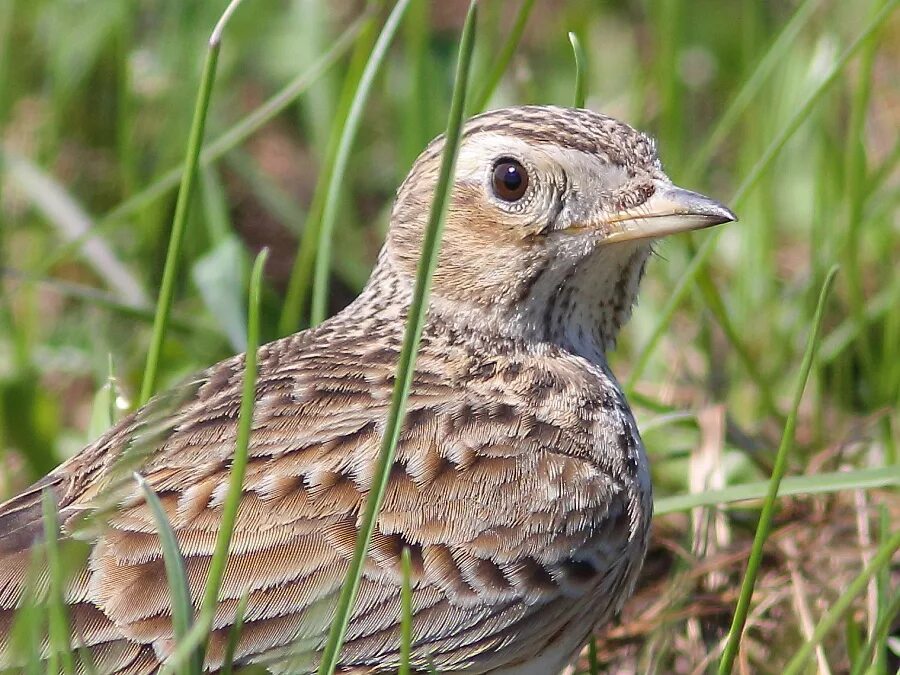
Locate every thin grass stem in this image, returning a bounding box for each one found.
[156,249,266,674]
[717,266,838,674]
[1,267,214,334]
[840,0,888,387]
[41,489,75,675]
[220,591,250,675]
[468,0,533,113]
[309,0,413,327]
[695,274,781,421]
[587,636,600,675]
[399,546,413,675]
[731,0,896,206]
[401,0,431,166]
[138,4,240,404]
[784,531,900,675]
[15,548,46,675]
[874,506,891,670]
[280,6,381,335]
[849,586,900,675]
[568,32,586,108]
[684,0,821,180]
[654,465,899,516]
[315,4,478,672]
[196,247,266,666]
[1,148,148,307]
[0,0,13,126]
[134,474,198,673]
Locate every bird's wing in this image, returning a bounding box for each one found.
[0,323,641,674]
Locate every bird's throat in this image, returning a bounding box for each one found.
[353,242,650,366]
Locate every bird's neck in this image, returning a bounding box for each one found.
[349,244,650,366]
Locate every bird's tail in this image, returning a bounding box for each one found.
[0,479,162,675]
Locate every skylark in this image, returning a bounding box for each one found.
[0,105,734,674]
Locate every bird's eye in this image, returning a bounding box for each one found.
[492,158,529,202]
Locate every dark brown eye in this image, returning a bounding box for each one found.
[492,158,528,202]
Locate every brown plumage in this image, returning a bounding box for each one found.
[0,106,734,674]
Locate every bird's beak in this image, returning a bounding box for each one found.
[601,181,736,243]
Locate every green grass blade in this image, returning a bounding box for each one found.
[654,465,899,515]
[315,3,478,672]
[625,232,718,391]
[158,618,210,673]
[399,546,413,675]
[74,644,99,675]
[846,615,863,672]
[818,274,900,364]
[0,0,13,126]
[587,636,600,675]
[874,507,891,672]
[279,6,380,335]
[717,265,838,674]
[157,248,266,675]
[567,31,586,108]
[108,14,362,227]
[468,0,533,113]
[0,267,214,335]
[224,148,309,229]
[220,591,250,675]
[867,135,900,199]
[784,531,900,675]
[9,548,46,675]
[192,236,248,352]
[41,489,75,675]
[849,585,900,675]
[840,0,887,387]
[309,0,412,327]
[133,473,199,673]
[400,0,431,167]
[196,247,266,665]
[138,4,239,405]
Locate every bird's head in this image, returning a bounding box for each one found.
[384,105,735,360]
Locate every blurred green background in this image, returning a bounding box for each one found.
[0,1,897,671]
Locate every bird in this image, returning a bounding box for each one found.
[0,105,734,674]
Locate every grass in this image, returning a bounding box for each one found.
[138,0,231,405]
[0,0,897,673]
[40,489,74,675]
[567,31,587,108]
[317,4,476,670]
[279,5,379,334]
[136,472,198,668]
[308,0,412,327]
[718,265,837,673]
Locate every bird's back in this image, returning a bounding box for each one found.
[0,302,650,674]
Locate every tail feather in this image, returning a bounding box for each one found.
[0,475,63,558]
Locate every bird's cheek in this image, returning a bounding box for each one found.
[542,198,599,235]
